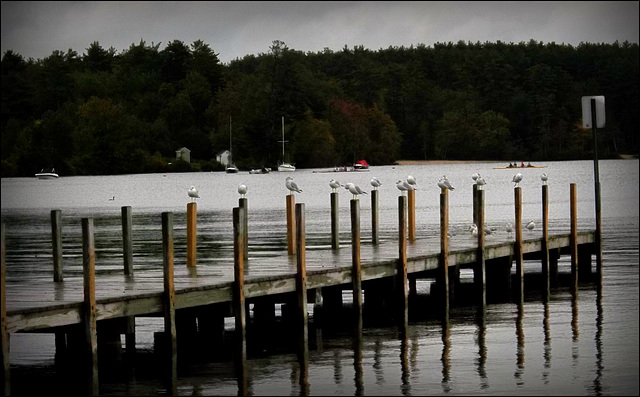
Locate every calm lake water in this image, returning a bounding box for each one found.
[2,159,638,395]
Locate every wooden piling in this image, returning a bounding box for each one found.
[1,224,9,396]
[439,188,450,315]
[187,202,197,268]
[239,198,248,260]
[295,203,308,355]
[51,210,63,282]
[351,199,363,313]
[371,190,379,245]
[541,185,550,300]
[233,207,247,361]
[397,195,408,322]
[590,98,603,280]
[408,189,416,242]
[331,192,339,250]
[514,187,524,303]
[472,184,479,225]
[121,206,134,276]
[287,194,296,255]
[474,189,486,307]
[161,212,177,396]
[570,183,578,292]
[81,218,99,395]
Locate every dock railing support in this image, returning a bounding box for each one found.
[351,199,363,317]
[187,202,197,267]
[81,218,99,395]
[474,188,486,307]
[542,185,550,301]
[161,212,177,394]
[287,194,296,255]
[570,183,578,293]
[398,195,408,324]
[51,210,63,282]
[371,190,379,245]
[514,187,524,304]
[331,192,339,250]
[295,203,308,358]
[233,207,247,364]
[439,188,450,317]
[239,198,248,260]
[408,189,416,242]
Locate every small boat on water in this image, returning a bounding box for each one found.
[249,167,271,174]
[493,163,547,170]
[35,168,59,179]
[353,160,369,171]
[278,116,296,172]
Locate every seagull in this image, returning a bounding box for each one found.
[345,182,368,200]
[403,179,416,191]
[512,173,523,187]
[526,220,535,231]
[469,224,479,237]
[285,177,302,194]
[396,180,409,195]
[471,173,479,182]
[108,196,115,201]
[238,183,248,198]
[476,174,487,190]
[370,177,382,190]
[329,179,343,193]
[484,225,495,235]
[188,186,200,202]
[541,173,548,185]
[438,175,455,191]
[407,175,417,187]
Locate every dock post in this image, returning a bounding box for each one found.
[287,194,296,255]
[1,224,10,396]
[541,185,550,301]
[514,187,524,304]
[161,212,177,394]
[51,209,63,282]
[295,203,308,357]
[570,184,578,293]
[371,190,379,245]
[472,184,479,225]
[331,192,339,250]
[239,198,248,260]
[81,218,99,395]
[408,189,416,242]
[474,188,486,307]
[233,207,247,364]
[590,98,603,283]
[439,188,450,316]
[187,202,197,267]
[350,199,363,316]
[398,195,408,324]
[121,206,134,275]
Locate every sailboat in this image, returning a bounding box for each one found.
[277,116,295,172]
[226,116,239,173]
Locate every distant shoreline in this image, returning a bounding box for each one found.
[394,160,499,165]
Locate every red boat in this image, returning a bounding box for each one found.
[354,160,369,171]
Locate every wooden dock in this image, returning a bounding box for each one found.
[1,184,600,395]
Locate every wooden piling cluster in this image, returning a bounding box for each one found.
[1,181,601,395]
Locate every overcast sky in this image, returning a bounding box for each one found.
[2,1,638,64]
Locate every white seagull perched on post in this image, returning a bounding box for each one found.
[344,182,368,200]
[541,173,548,185]
[329,179,343,193]
[238,183,248,198]
[512,173,523,187]
[396,180,409,195]
[472,173,480,182]
[407,175,417,188]
[438,175,455,191]
[370,177,382,190]
[285,177,302,195]
[476,174,486,190]
[188,186,200,202]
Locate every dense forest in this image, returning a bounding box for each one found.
[1,39,638,177]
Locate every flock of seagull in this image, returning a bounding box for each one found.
[187,171,550,237]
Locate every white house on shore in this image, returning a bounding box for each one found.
[176,147,191,163]
[216,150,231,166]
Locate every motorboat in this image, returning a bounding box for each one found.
[35,168,59,179]
[353,160,369,171]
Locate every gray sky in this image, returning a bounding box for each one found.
[2,1,638,64]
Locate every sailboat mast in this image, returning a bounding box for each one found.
[229,116,232,164]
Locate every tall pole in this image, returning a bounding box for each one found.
[590,98,603,278]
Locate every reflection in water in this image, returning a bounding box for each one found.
[475,306,488,389]
[592,288,603,395]
[572,291,579,365]
[515,303,525,385]
[353,324,364,396]
[441,317,451,393]
[542,302,551,385]
[333,350,342,385]
[373,338,384,385]
[399,325,411,396]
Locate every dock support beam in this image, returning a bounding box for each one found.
[233,206,248,378]
[408,189,416,242]
[397,195,408,325]
[295,203,308,358]
[474,188,486,307]
[51,210,63,282]
[81,218,99,395]
[187,202,197,267]
[371,190,379,245]
[121,206,136,353]
[351,199,363,316]
[514,187,524,304]
[287,194,296,255]
[239,198,248,260]
[161,212,177,394]
[570,183,578,293]
[331,192,339,250]
[439,188,450,317]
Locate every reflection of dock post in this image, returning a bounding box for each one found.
[351,199,363,315]
[514,187,524,304]
[398,195,408,324]
[161,212,177,395]
[2,224,10,396]
[570,184,578,293]
[295,203,309,358]
[439,188,450,316]
[371,190,379,245]
[331,192,339,250]
[474,188,486,307]
[51,209,63,282]
[541,186,550,300]
[187,202,197,267]
[287,194,296,255]
[81,218,99,395]
[408,189,416,242]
